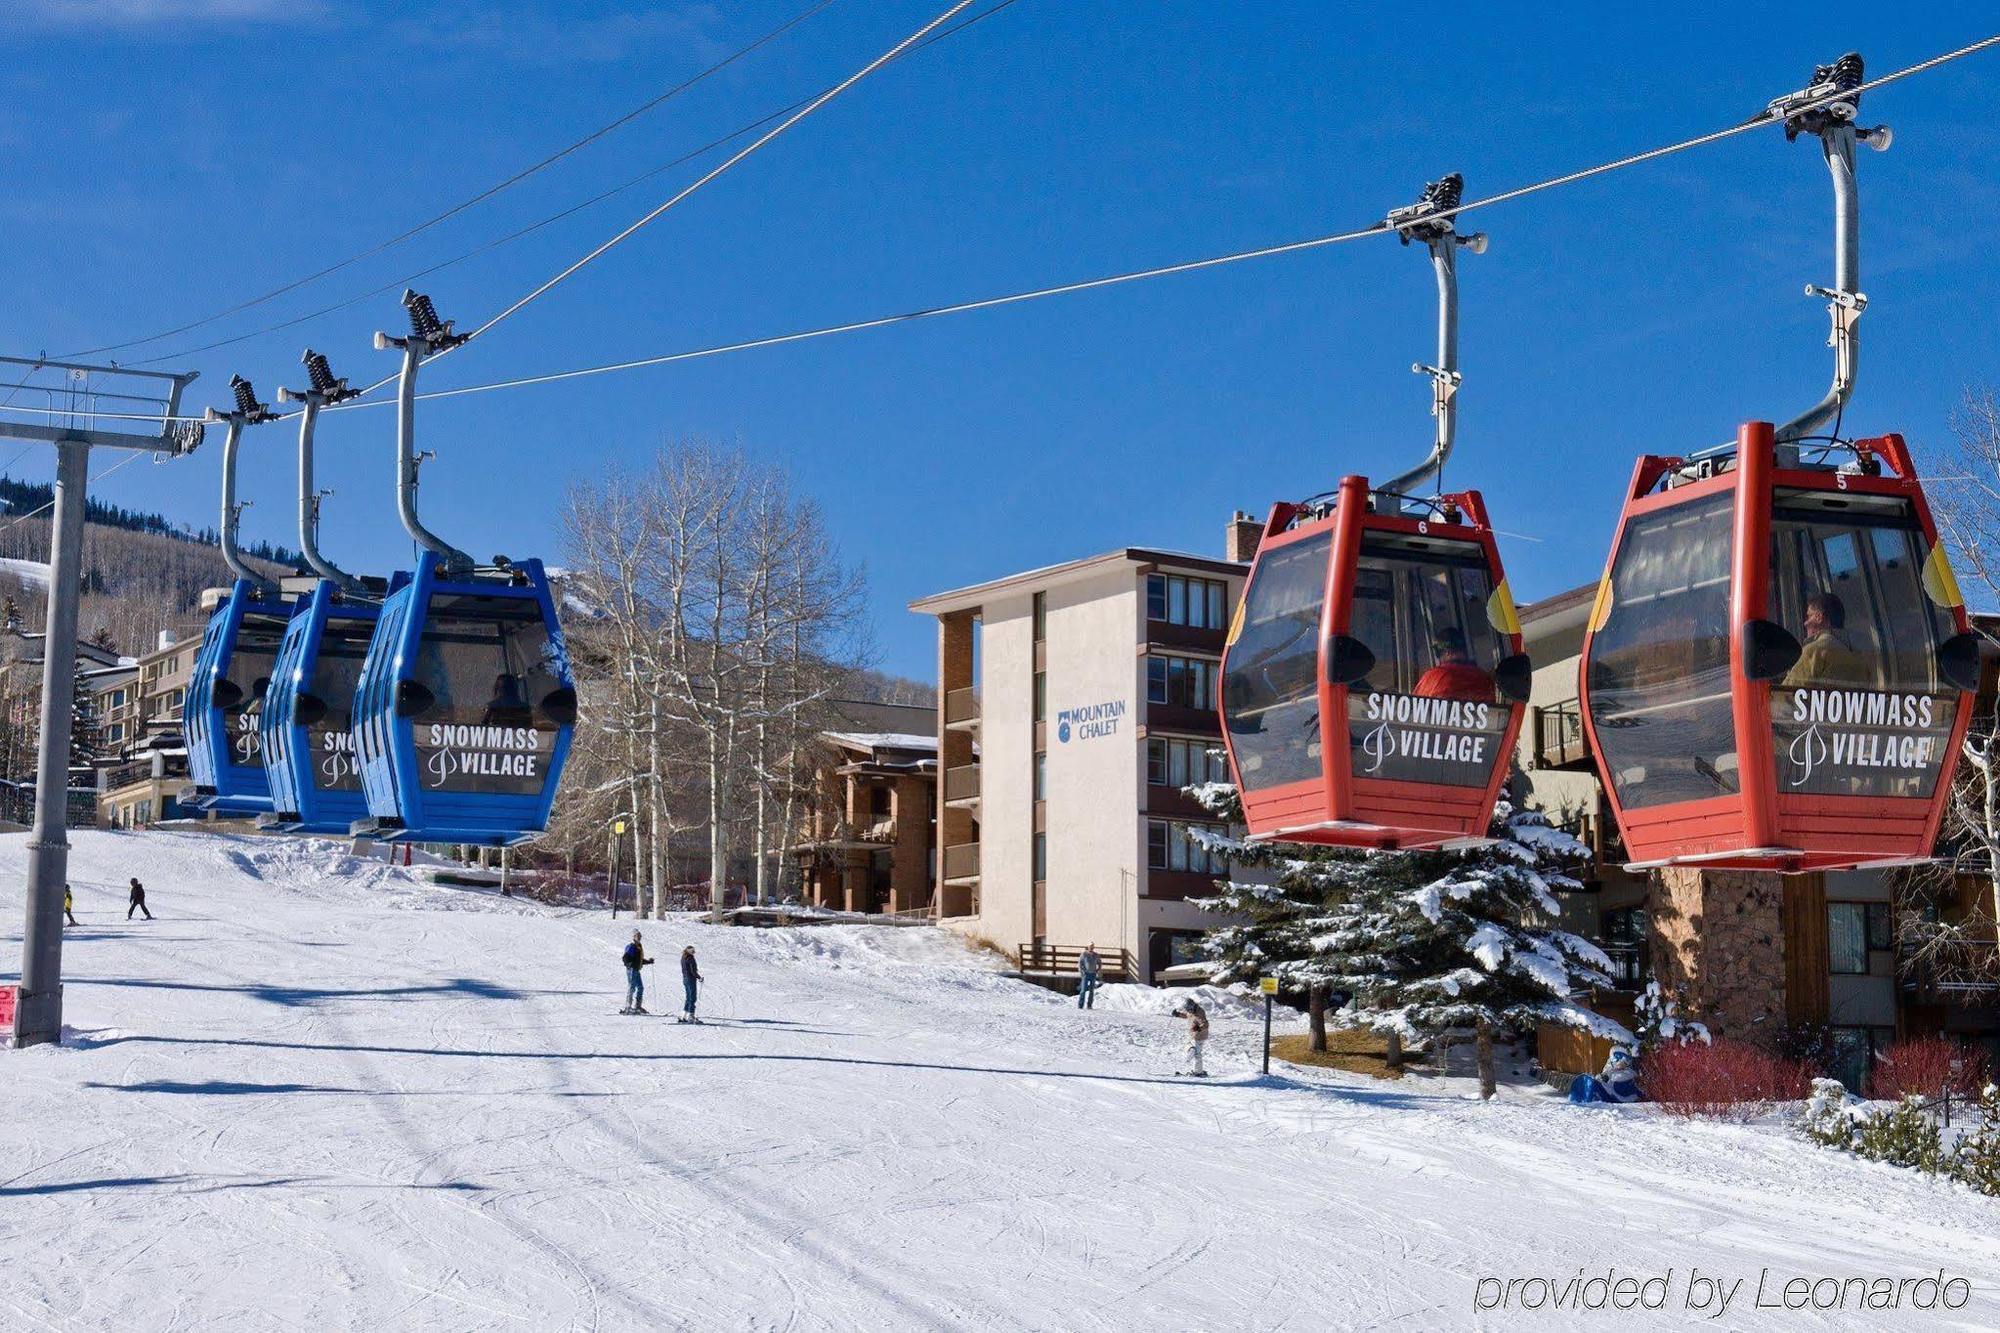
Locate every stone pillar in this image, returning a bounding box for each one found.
[1648,867,1788,1048]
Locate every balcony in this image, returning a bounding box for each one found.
[944,763,980,808]
[942,841,980,884]
[1535,698,1591,771]
[945,687,980,733]
[1899,938,2000,1006]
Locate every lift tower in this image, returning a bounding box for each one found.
[1,356,202,1048]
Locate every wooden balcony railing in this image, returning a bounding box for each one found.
[1017,943,1136,982]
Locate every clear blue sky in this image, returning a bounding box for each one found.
[1,2,1996,679]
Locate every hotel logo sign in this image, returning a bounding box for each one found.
[1055,699,1126,744]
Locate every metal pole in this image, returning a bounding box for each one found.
[1262,992,1273,1076]
[14,440,90,1047]
[608,826,619,918]
[377,291,475,575]
[499,845,510,897]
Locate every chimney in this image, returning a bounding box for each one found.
[1225,510,1262,565]
[156,629,176,652]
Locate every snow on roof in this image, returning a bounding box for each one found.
[0,556,50,588]
[823,730,937,753]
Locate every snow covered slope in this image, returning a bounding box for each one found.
[3,830,1999,1330]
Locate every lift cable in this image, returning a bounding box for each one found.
[0,450,149,538]
[335,31,2000,412]
[60,0,845,361]
[121,0,1023,370]
[5,29,1996,429]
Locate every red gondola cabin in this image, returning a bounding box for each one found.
[1220,474,1531,849]
[1578,422,1978,872]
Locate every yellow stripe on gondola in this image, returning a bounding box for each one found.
[1923,542,1965,610]
[1225,596,1247,648]
[1486,580,1521,637]
[1587,572,1614,633]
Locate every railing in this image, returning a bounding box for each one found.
[944,763,980,803]
[945,687,980,728]
[1899,940,2000,1004]
[942,841,980,881]
[1535,698,1590,770]
[1017,943,1136,982]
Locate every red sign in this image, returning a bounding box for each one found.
[0,985,16,1031]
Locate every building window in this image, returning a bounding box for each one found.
[1828,902,1870,974]
[1033,671,1046,722]
[1145,655,1217,710]
[1146,819,1228,874]
[1033,751,1046,802]
[870,785,891,817]
[1865,901,1892,951]
[1032,591,1046,643]
[1147,574,1228,630]
[1146,737,1227,788]
[1032,832,1047,882]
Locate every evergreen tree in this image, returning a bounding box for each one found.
[70,673,99,776]
[1194,784,1631,1091]
[88,625,116,654]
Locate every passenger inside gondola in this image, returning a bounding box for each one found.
[1413,628,1494,700]
[1784,590,1866,687]
[482,672,533,727]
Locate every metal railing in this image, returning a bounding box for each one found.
[944,686,980,727]
[944,763,980,803]
[1535,698,1590,770]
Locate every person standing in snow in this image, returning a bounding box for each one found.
[679,945,704,1023]
[127,877,152,921]
[64,884,77,928]
[1076,944,1102,1010]
[1171,997,1210,1077]
[621,931,653,1014]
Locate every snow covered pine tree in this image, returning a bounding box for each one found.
[1193,782,1631,1096]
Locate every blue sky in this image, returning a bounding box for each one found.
[1,1,1996,679]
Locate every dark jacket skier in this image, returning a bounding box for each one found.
[127,877,152,920]
[622,931,652,1012]
[680,946,703,1020]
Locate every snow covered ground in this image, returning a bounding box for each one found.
[4,830,2000,1331]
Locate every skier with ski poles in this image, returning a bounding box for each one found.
[679,945,704,1024]
[621,931,653,1015]
[1171,997,1210,1077]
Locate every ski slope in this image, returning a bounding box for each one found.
[3,830,1999,1331]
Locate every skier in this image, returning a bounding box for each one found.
[126,877,152,921]
[1076,943,1102,1010]
[621,930,652,1014]
[1171,996,1210,1077]
[63,884,77,928]
[679,945,704,1023]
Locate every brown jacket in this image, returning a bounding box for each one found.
[1178,1000,1210,1042]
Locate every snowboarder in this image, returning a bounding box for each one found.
[126,877,152,921]
[63,884,77,927]
[621,931,653,1014]
[1171,997,1210,1077]
[679,945,704,1023]
[1076,943,1102,1009]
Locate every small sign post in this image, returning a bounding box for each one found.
[609,818,628,918]
[1259,976,1278,1075]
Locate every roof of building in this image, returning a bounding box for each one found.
[823,731,937,754]
[910,546,1244,615]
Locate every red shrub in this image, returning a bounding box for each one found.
[1867,1035,1992,1102]
[1640,1039,1812,1120]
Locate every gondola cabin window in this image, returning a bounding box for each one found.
[1345,535,1511,790]
[1220,531,1329,792]
[1586,494,1738,810]
[1766,491,1960,799]
[221,614,285,769]
[305,623,371,793]
[402,595,567,796]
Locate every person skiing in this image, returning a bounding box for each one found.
[63,884,77,928]
[126,877,152,921]
[679,945,704,1023]
[1171,996,1210,1077]
[1076,943,1102,1010]
[621,931,652,1014]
